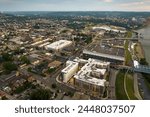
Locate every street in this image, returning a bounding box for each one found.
[108,69,118,100]
[137,73,150,100]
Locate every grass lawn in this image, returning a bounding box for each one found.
[125,73,138,100]
[135,43,144,60]
[126,31,132,38]
[124,40,132,66]
[115,70,128,100]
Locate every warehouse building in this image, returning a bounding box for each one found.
[92,25,126,33]
[83,50,125,64]
[83,38,125,64]
[45,40,72,52]
[38,42,50,49]
[31,38,52,46]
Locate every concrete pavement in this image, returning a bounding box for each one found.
[134,73,143,100]
[109,69,118,99]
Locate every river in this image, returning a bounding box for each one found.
[137,26,150,65]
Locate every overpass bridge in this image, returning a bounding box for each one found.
[117,37,150,42]
[116,38,139,41]
[114,65,150,74]
[103,37,150,42]
[134,65,150,74]
[104,38,139,41]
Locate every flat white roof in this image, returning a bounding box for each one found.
[93,26,111,31]
[93,26,126,33]
[31,38,51,46]
[46,40,72,50]
[94,69,106,75]
[38,42,50,48]
[74,58,110,87]
[62,61,78,74]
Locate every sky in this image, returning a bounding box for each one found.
[0,0,150,11]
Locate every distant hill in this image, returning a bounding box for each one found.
[3,11,150,18]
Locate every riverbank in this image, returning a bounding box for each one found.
[135,42,145,61]
[134,25,147,31]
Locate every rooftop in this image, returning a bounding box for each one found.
[46,40,72,51]
[38,42,50,48]
[61,61,78,74]
[48,60,62,68]
[92,25,126,33]
[84,38,125,61]
[83,50,125,61]
[74,58,110,87]
[31,38,51,46]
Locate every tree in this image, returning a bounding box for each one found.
[20,56,30,64]
[3,62,17,73]
[1,96,8,100]
[14,47,24,54]
[30,89,52,100]
[51,83,57,89]
[47,68,56,73]
[140,58,148,65]
[14,81,33,94]
[65,91,74,97]
[27,67,32,72]
[2,53,13,61]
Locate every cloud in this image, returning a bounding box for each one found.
[120,1,144,7]
[104,0,112,2]
[120,5,150,11]
[97,0,113,2]
[0,0,150,11]
[118,1,150,11]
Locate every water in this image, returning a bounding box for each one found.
[137,26,150,65]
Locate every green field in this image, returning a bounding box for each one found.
[126,31,132,38]
[115,70,128,100]
[125,73,138,100]
[124,40,132,66]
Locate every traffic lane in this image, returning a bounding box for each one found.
[137,73,150,100]
[109,69,118,100]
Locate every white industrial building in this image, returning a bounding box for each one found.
[61,61,79,83]
[92,26,126,33]
[45,40,72,51]
[31,38,52,46]
[93,26,111,31]
[38,42,50,49]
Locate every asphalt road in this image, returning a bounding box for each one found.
[108,69,118,100]
[134,73,143,100]
[19,64,76,95]
[137,73,150,100]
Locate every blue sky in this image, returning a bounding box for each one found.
[0,0,150,11]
